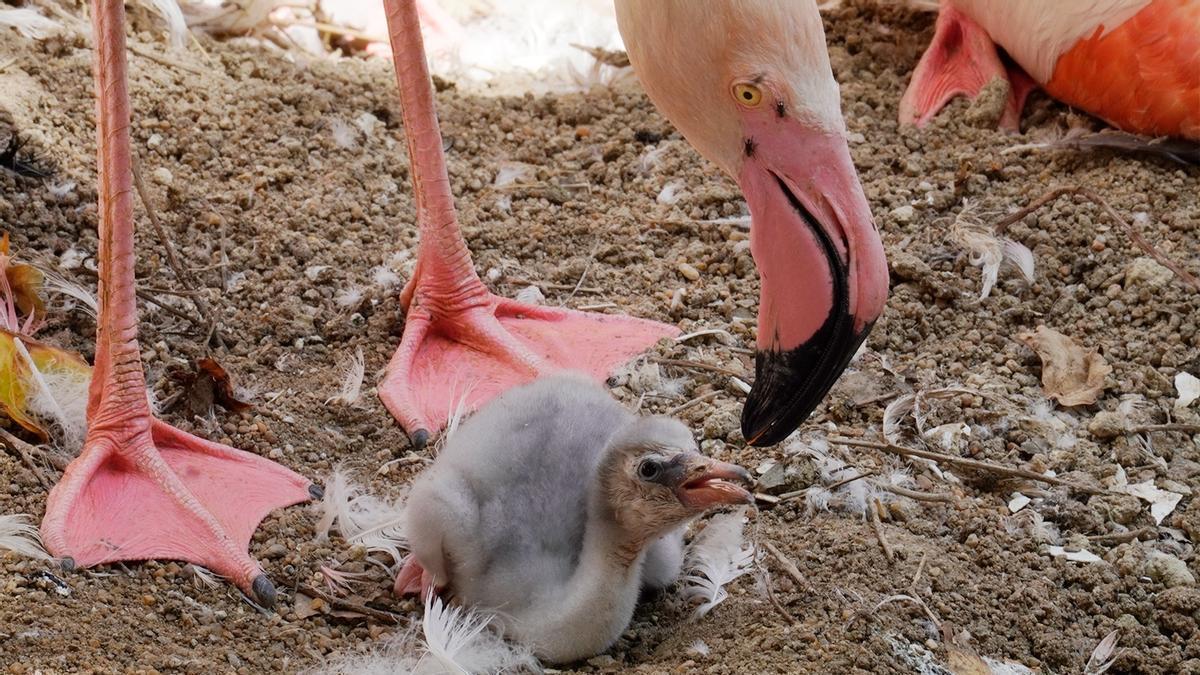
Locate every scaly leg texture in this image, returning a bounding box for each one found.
[40,0,313,606]
[378,0,676,444]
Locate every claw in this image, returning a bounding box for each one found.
[251,574,277,609]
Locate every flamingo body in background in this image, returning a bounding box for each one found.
[382,0,889,448]
[902,0,1200,139]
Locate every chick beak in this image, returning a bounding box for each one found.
[670,454,754,509]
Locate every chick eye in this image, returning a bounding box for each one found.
[733,83,763,107]
[637,459,662,481]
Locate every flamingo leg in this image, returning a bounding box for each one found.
[899,4,1035,133]
[378,0,677,446]
[38,0,315,607]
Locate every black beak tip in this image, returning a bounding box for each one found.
[741,326,872,447]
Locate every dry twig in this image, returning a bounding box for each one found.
[666,391,720,416]
[878,483,955,503]
[295,583,402,624]
[650,357,746,379]
[130,156,226,347]
[993,185,1199,293]
[1130,423,1200,434]
[830,436,1104,494]
[868,498,895,561]
[0,428,55,488]
[762,541,806,589]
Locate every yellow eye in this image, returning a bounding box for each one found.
[733,83,763,107]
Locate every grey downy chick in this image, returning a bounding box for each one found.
[396,373,753,663]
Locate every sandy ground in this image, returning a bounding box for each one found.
[2,1,1199,673]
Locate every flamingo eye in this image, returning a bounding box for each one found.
[733,83,763,107]
[637,459,662,481]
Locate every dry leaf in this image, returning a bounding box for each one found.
[0,329,92,441]
[293,592,322,620]
[169,357,253,416]
[1018,326,1111,406]
[943,628,990,675]
[1084,630,1120,675]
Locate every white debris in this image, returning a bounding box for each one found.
[1175,372,1199,411]
[493,162,536,188]
[1007,493,1031,514]
[514,284,545,306]
[1046,546,1103,563]
[1116,481,1182,525]
[657,179,685,205]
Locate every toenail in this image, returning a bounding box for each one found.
[252,574,277,609]
[411,429,430,450]
[308,483,325,500]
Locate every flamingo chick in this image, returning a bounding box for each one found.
[378,0,889,448]
[39,0,316,606]
[901,0,1200,139]
[394,374,753,663]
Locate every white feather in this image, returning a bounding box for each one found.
[325,347,365,406]
[334,286,364,308]
[656,179,685,205]
[493,162,535,188]
[145,0,189,49]
[0,8,62,40]
[371,266,402,290]
[951,202,1035,299]
[12,337,90,453]
[308,595,537,675]
[315,469,408,568]
[38,267,97,320]
[330,117,359,150]
[25,362,91,454]
[0,514,51,560]
[681,509,754,618]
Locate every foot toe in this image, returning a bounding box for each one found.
[251,574,277,609]
[410,429,430,450]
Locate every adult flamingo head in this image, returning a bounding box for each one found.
[616,0,889,445]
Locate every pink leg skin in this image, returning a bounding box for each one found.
[394,555,441,600]
[379,0,676,445]
[40,0,313,607]
[899,5,1037,132]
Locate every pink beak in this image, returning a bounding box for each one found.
[736,119,889,446]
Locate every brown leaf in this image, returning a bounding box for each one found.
[169,357,252,416]
[943,628,990,675]
[293,592,321,620]
[1018,326,1111,406]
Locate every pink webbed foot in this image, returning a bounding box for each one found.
[41,418,315,607]
[379,292,676,446]
[394,554,442,599]
[899,4,1038,132]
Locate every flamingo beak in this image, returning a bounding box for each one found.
[736,121,889,447]
[667,453,754,509]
